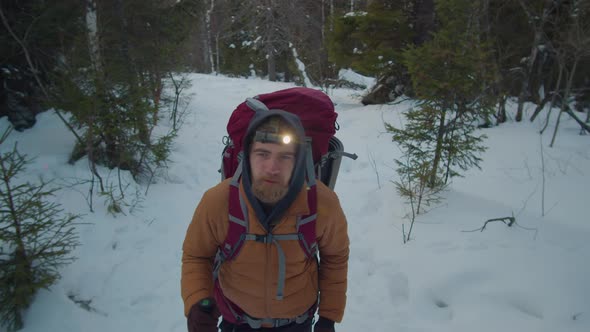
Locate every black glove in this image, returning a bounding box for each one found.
[187,298,220,332]
[314,316,335,332]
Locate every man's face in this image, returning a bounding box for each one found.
[249,140,296,204]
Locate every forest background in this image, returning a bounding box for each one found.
[3,0,589,135]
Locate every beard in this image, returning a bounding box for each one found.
[251,178,289,204]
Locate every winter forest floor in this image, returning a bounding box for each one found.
[1,73,589,332]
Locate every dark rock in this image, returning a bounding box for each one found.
[362,66,412,105]
[0,65,43,131]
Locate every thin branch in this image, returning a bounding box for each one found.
[367,150,381,189]
[540,134,546,216]
[565,105,590,134]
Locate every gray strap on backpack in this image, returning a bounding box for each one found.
[244,233,299,300]
[213,161,248,281]
[246,98,270,113]
[305,139,316,186]
[231,160,243,187]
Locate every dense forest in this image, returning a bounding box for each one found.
[2,0,589,134]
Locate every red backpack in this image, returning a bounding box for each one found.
[221,87,337,181]
[214,87,356,327]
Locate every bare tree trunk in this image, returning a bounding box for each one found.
[516,0,553,122]
[550,58,579,147]
[540,62,564,134]
[114,0,135,77]
[530,93,552,123]
[321,0,325,41]
[206,0,215,73]
[215,32,220,74]
[267,47,276,81]
[198,15,211,72]
[414,0,435,45]
[330,0,334,32]
[532,64,563,123]
[516,28,542,122]
[517,5,540,118]
[481,0,490,38]
[496,95,507,124]
[264,2,277,81]
[429,110,447,187]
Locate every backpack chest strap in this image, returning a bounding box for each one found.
[244,233,299,300]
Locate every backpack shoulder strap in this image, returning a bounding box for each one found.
[297,143,318,258]
[213,162,248,280]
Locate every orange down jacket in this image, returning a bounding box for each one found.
[181,178,349,322]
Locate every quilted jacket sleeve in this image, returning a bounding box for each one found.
[316,185,350,323]
[180,186,227,317]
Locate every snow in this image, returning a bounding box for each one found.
[1,73,589,332]
[344,11,368,17]
[338,68,376,89]
[291,45,313,87]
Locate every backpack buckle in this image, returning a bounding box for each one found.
[273,318,292,327]
[254,234,273,243]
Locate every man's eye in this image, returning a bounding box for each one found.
[256,152,269,158]
[281,155,294,161]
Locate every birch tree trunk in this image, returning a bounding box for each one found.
[85,0,101,72]
[206,0,216,73]
[114,0,135,77]
[84,0,106,190]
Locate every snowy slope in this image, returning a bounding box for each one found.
[0,73,588,332]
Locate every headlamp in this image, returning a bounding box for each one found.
[254,131,295,145]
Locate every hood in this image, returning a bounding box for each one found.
[241,109,307,229]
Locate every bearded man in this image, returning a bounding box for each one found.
[181,109,349,332]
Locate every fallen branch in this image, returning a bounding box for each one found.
[462,216,516,232]
[67,292,107,317]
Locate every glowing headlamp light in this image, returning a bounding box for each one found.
[254,131,294,145]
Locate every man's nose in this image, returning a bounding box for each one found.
[266,157,281,174]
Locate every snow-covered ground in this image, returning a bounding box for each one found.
[1,73,589,332]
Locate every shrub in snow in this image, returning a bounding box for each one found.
[385,0,495,235]
[0,128,79,331]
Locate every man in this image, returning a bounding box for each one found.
[181,109,349,332]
